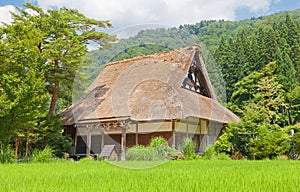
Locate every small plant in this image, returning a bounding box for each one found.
[231,152,244,160]
[0,144,15,164]
[203,145,231,160]
[217,153,231,160]
[275,155,289,160]
[79,156,95,162]
[149,137,169,159]
[203,145,217,160]
[181,138,196,159]
[63,152,69,160]
[168,149,184,160]
[31,146,55,163]
[149,136,167,148]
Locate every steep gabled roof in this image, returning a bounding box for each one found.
[61,45,239,125]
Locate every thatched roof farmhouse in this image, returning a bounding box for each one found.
[61,45,239,159]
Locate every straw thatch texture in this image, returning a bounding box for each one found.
[61,46,239,125]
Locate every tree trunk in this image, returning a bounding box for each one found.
[15,137,20,158]
[49,59,60,116]
[25,138,30,157]
[49,81,59,115]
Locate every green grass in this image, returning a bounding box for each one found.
[1,160,300,191]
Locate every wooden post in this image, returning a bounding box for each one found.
[87,128,91,156]
[172,120,175,148]
[121,124,127,160]
[186,118,189,138]
[74,127,78,155]
[135,122,139,145]
[198,121,201,152]
[101,129,104,151]
[206,121,209,148]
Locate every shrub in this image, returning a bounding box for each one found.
[31,146,55,163]
[181,138,196,159]
[168,149,184,160]
[126,145,160,161]
[0,144,15,164]
[203,145,217,160]
[249,126,290,160]
[217,153,231,160]
[149,136,167,148]
[203,145,231,160]
[149,137,169,159]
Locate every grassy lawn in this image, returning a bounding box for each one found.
[0,160,300,191]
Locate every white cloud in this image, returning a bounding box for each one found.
[0,0,276,29]
[242,0,272,13]
[0,5,17,26]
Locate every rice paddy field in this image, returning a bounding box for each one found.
[1,160,300,192]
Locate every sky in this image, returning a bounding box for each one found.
[0,0,300,38]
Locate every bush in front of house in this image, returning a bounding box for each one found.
[126,137,181,161]
[203,145,231,160]
[149,136,167,148]
[180,137,196,159]
[126,137,189,161]
[149,136,170,159]
[126,145,160,161]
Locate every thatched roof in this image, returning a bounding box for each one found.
[61,45,239,125]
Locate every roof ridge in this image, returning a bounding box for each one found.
[105,46,198,67]
[106,54,152,67]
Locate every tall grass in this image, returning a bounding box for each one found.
[0,160,299,191]
[0,145,15,164]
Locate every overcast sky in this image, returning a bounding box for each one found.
[1,0,300,37]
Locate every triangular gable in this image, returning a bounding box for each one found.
[181,50,216,100]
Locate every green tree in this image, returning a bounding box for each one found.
[284,15,300,82]
[0,66,49,149]
[214,37,237,99]
[275,50,297,91]
[216,64,290,159]
[0,23,49,149]
[287,86,300,124]
[230,62,276,112]
[8,3,116,115]
[254,76,286,125]
[0,3,115,157]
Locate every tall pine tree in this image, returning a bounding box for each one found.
[7,3,116,115]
